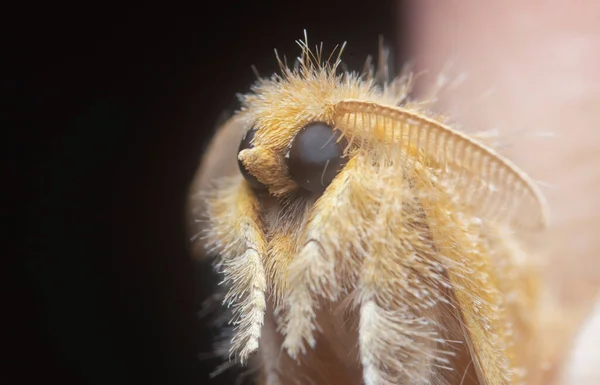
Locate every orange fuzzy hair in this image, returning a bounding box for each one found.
[191,32,549,385]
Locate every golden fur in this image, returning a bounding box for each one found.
[190,34,548,385]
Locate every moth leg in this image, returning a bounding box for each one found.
[282,156,379,359]
[357,176,446,385]
[204,179,267,364]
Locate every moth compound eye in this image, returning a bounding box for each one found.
[287,122,347,193]
[238,127,267,190]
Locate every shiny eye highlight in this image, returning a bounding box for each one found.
[238,127,267,190]
[287,122,347,193]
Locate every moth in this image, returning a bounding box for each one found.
[188,33,549,385]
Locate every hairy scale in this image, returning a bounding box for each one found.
[194,33,548,385]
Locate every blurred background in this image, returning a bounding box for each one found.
[9,1,600,384]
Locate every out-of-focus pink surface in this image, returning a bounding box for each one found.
[407,1,600,384]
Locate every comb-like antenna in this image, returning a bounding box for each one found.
[333,100,550,230]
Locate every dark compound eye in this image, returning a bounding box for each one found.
[287,122,348,193]
[238,127,268,190]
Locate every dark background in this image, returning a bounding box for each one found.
[10,2,407,384]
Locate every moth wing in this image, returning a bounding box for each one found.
[404,162,516,385]
[450,278,503,385]
[431,205,514,385]
[187,114,247,259]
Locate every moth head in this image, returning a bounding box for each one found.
[235,44,384,197]
[231,37,548,230]
[238,120,350,194]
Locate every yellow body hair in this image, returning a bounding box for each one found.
[191,34,548,385]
